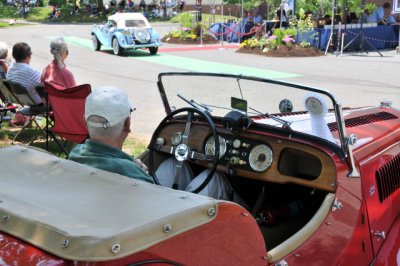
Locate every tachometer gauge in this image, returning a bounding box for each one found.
[249,144,273,172]
[205,136,226,158]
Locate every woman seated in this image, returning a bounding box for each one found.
[53,9,61,19]
[41,37,76,88]
[0,42,11,80]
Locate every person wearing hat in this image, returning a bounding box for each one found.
[69,86,248,208]
[253,9,263,24]
[69,86,154,184]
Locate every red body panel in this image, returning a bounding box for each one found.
[107,202,268,266]
[374,213,400,266]
[0,233,66,266]
[359,143,400,256]
[273,185,373,266]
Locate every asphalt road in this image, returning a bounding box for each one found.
[1,22,399,140]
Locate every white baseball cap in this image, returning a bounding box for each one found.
[85,86,134,128]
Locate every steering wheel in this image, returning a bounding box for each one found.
[149,107,220,194]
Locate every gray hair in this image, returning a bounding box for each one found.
[86,115,125,140]
[50,37,68,69]
[0,42,8,60]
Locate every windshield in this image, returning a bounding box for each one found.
[125,19,146,27]
[158,72,346,151]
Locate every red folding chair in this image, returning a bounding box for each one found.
[44,81,91,156]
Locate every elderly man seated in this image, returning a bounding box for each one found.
[6,42,44,115]
[69,87,247,206]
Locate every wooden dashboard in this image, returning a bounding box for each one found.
[155,122,337,192]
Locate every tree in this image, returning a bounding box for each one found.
[97,0,104,12]
[223,0,264,13]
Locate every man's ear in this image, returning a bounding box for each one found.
[124,117,131,133]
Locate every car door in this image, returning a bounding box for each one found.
[359,143,400,256]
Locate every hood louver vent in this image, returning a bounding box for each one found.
[328,112,398,132]
[376,153,400,203]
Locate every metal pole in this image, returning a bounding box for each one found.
[241,0,243,21]
[200,21,203,46]
[324,0,335,55]
[221,0,225,49]
[279,4,283,28]
[397,26,400,54]
[23,0,26,19]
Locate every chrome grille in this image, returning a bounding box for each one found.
[328,112,398,132]
[376,153,400,202]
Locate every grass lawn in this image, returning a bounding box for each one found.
[0,122,148,158]
[0,6,238,24]
[0,21,32,27]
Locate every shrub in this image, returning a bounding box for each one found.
[289,8,318,48]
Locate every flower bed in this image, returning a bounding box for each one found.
[236,44,323,57]
[162,13,218,44]
[161,34,218,44]
[237,8,323,57]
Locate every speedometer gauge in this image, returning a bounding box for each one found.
[205,136,226,158]
[249,144,273,172]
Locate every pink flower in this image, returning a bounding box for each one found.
[283,34,295,43]
[268,35,277,40]
[181,27,190,31]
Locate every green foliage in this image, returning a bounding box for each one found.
[272,28,284,44]
[224,0,264,13]
[178,12,193,28]
[48,0,64,7]
[290,8,317,48]
[250,38,260,48]
[295,0,319,15]
[283,28,297,39]
[259,37,267,50]
[363,3,377,15]
[294,0,370,18]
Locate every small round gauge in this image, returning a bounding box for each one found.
[249,144,273,172]
[205,136,227,158]
[233,139,241,149]
[171,132,182,145]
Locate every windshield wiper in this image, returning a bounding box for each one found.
[178,94,213,114]
[249,107,292,130]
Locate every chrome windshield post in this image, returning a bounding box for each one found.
[335,102,360,178]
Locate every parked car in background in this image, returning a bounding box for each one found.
[91,13,161,55]
[1,72,400,265]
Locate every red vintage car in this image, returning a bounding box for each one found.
[0,72,399,265]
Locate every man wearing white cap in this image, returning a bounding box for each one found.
[69,86,248,208]
[69,86,154,183]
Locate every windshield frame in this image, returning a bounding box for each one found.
[157,71,348,156]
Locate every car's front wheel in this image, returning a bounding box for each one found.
[112,38,123,56]
[149,47,158,55]
[92,34,101,51]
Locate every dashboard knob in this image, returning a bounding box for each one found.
[230,149,239,155]
[242,143,250,148]
[230,157,239,165]
[156,138,165,145]
[233,139,241,149]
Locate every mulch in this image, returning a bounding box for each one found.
[236,44,324,57]
[161,35,219,44]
